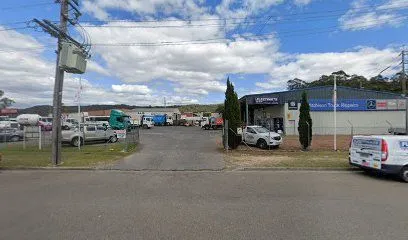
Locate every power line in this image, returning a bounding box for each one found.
[86,16,408,47]
[0,26,31,32]
[49,3,408,26]
[0,1,55,11]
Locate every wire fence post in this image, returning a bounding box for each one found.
[306,121,310,149]
[224,120,228,152]
[23,126,26,150]
[347,120,354,137]
[38,126,42,150]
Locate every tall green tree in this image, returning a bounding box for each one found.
[0,90,14,110]
[224,77,241,149]
[298,91,312,150]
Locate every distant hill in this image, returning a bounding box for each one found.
[178,104,222,113]
[18,104,223,116]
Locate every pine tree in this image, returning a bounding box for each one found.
[224,77,241,149]
[298,91,312,150]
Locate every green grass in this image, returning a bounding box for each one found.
[226,150,351,169]
[0,143,137,168]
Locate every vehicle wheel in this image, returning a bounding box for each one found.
[71,137,83,147]
[10,136,20,142]
[257,139,267,149]
[109,135,118,143]
[143,124,148,129]
[400,166,408,183]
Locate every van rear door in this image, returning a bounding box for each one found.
[350,136,382,170]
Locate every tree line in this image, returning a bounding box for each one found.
[287,70,405,93]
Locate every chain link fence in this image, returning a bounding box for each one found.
[0,126,140,166]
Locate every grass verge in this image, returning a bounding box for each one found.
[0,143,137,168]
[225,150,350,169]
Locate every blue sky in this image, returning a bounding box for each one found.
[0,0,407,107]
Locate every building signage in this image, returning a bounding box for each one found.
[387,100,398,110]
[288,100,298,110]
[376,100,387,110]
[310,99,406,111]
[254,97,279,105]
[310,99,367,111]
[115,130,127,139]
[366,99,376,110]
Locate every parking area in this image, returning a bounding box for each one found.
[112,126,224,170]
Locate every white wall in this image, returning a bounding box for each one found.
[283,109,405,135]
[310,111,405,135]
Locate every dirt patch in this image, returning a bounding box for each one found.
[280,135,352,151]
[225,150,350,169]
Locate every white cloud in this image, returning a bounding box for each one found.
[339,0,408,31]
[83,21,280,96]
[293,0,312,5]
[111,84,152,94]
[257,47,400,90]
[0,26,198,107]
[87,60,111,76]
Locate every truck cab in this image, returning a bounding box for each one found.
[141,115,154,129]
[350,135,408,182]
[109,109,131,130]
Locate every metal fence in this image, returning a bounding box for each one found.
[0,126,140,151]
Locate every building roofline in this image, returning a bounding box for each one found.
[240,86,405,100]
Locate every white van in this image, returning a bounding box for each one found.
[349,135,408,182]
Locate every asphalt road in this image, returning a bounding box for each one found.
[113,126,224,170]
[1,170,407,240]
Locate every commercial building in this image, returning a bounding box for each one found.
[240,86,406,135]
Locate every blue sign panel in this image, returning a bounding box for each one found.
[309,99,368,111]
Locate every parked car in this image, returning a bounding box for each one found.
[62,118,79,130]
[0,128,23,142]
[39,117,53,131]
[62,125,118,147]
[242,126,282,149]
[349,135,408,182]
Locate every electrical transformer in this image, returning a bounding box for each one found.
[59,42,87,74]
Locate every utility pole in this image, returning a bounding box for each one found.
[401,49,408,134]
[50,0,69,166]
[33,0,87,165]
[333,74,337,151]
[402,49,406,96]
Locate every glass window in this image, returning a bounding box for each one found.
[86,126,96,131]
[253,127,269,133]
[247,127,255,134]
[96,126,105,131]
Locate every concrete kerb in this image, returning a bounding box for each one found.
[0,166,359,172]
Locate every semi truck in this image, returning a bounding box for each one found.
[109,109,132,130]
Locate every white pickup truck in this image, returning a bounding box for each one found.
[243,125,282,149]
[349,135,408,182]
[62,125,118,147]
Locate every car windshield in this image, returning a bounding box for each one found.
[253,127,269,133]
